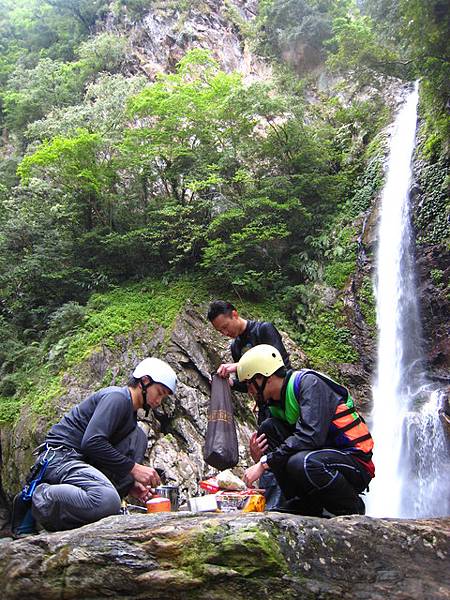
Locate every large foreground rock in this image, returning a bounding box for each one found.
[0,513,449,599]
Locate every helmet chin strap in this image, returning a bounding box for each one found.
[251,375,268,407]
[140,378,153,416]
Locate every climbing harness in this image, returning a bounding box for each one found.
[20,444,60,501]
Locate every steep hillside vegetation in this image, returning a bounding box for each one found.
[0,0,448,438]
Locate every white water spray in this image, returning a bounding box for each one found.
[367,83,450,518]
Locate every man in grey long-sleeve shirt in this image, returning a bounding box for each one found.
[13,357,177,534]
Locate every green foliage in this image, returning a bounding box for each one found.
[2,2,440,404]
[18,129,117,232]
[301,298,359,372]
[259,0,349,71]
[279,283,318,330]
[125,49,257,205]
[75,31,128,73]
[327,9,401,82]
[414,156,449,247]
[0,39,391,342]
[43,1,109,34]
[2,29,127,133]
[338,1,450,148]
[202,197,309,295]
[362,0,450,105]
[323,260,354,288]
[3,58,85,131]
[0,0,112,128]
[357,276,376,329]
[63,277,209,366]
[27,73,147,141]
[45,301,87,347]
[430,268,444,288]
[0,275,209,423]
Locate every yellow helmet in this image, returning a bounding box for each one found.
[237,344,284,382]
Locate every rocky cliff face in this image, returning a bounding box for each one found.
[412,153,450,377]
[108,0,271,84]
[0,512,448,599]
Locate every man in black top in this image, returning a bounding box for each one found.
[207,300,290,507]
[207,301,290,402]
[12,357,177,534]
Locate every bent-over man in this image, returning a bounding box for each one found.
[12,357,177,534]
[238,345,375,516]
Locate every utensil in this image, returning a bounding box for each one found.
[154,485,180,511]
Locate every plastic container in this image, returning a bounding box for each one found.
[216,493,247,512]
[188,494,218,512]
[146,496,171,513]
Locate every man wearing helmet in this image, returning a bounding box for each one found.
[238,345,374,516]
[12,357,177,535]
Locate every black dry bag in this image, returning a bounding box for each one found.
[203,374,239,470]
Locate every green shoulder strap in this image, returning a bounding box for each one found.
[269,372,300,425]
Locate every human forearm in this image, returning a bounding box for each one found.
[81,435,135,477]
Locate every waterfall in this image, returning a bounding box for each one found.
[366,83,450,518]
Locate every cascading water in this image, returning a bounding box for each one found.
[366,82,450,518]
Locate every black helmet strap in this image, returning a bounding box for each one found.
[140,377,154,416]
[250,375,268,406]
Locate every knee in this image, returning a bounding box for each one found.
[286,452,309,480]
[286,451,329,490]
[90,486,121,521]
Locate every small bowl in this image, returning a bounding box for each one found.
[146,497,171,513]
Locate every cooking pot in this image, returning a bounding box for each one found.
[154,485,179,511]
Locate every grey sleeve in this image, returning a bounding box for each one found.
[80,393,135,477]
[267,374,338,470]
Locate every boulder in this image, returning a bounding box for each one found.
[0,512,448,599]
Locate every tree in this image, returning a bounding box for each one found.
[45,0,108,34]
[355,0,450,151]
[18,129,116,232]
[124,49,257,205]
[259,0,351,71]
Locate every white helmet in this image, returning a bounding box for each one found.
[133,357,177,394]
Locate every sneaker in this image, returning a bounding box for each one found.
[11,493,37,538]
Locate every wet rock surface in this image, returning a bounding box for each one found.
[0,512,448,599]
[415,243,450,374]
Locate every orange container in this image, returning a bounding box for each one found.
[146,496,171,513]
[242,493,266,512]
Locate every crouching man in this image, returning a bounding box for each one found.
[12,357,177,534]
[239,345,375,516]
